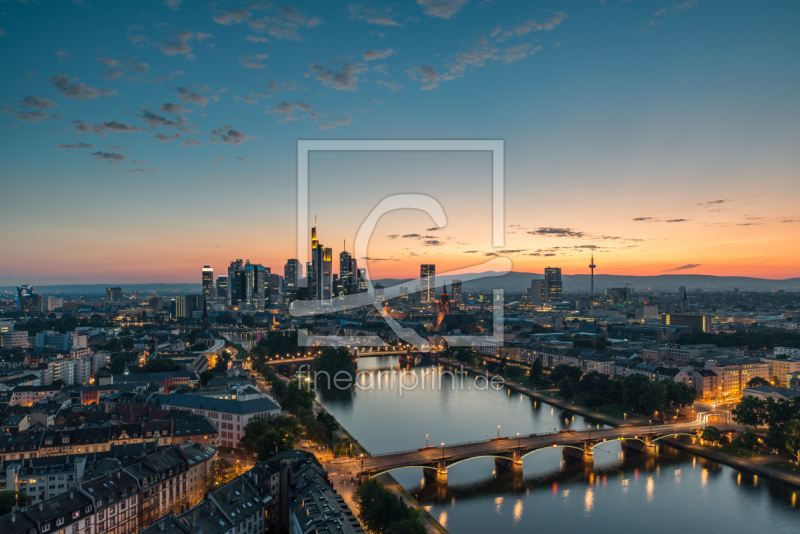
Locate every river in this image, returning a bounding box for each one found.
[317,357,800,533]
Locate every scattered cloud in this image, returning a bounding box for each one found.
[417,0,469,20]
[239,54,268,69]
[49,74,116,100]
[181,138,203,146]
[90,150,126,162]
[375,80,403,92]
[213,8,250,25]
[56,50,69,62]
[248,5,323,41]
[209,125,253,145]
[153,132,181,142]
[97,56,149,80]
[268,79,303,92]
[308,62,367,91]
[56,142,93,149]
[246,35,270,43]
[406,64,439,90]
[236,156,250,162]
[363,48,394,61]
[19,96,58,109]
[72,120,146,134]
[138,108,190,130]
[347,4,399,26]
[316,117,352,130]
[172,87,210,106]
[160,102,192,114]
[2,105,62,122]
[164,0,182,10]
[528,227,586,238]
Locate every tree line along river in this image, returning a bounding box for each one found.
[316,357,800,534]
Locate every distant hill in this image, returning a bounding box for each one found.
[2,272,798,297]
[374,272,800,293]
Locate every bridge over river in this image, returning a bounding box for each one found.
[347,413,711,483]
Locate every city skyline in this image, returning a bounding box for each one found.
[1,1,799,285]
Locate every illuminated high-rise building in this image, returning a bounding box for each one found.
[400,285,409,301]
[452,279,462,308]
[530,279,544,304]
[322,247,333,303]
[106,287,123,302]
[420,264,436,304]
[544,267,562,302]
[339,247,352,296]
[284,259,300,291]
[215,276,228,301]
[17,285,40,313]
[202,265,214,301]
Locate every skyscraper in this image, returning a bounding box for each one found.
[202,265,214,301]
[284,259,300,291]
[322,247,333,303]
[16,285,40,313]
[420,264,436,304]
[227,259,244,307]
[588,254,596,296]
[530,279,544,304]
[215,276,228,301]
[400,285,409,301]
[339,248,352,295]
[452,279,462,308]
[544,267,563,302]
[106,287,122,302]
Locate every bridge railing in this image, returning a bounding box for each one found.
[367,430,576,458]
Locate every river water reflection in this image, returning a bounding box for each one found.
[318,357,800,533]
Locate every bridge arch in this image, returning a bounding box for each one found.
[446,454,514,469]
[653,433,696,442]
[369,465,439,478]
[520,444,586,459]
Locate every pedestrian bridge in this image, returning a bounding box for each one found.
[358,414,710,483]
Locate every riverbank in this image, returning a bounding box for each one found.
[315,400,450,534]
[662,437,800,489]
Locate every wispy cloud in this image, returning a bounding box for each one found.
[662,263,702,272]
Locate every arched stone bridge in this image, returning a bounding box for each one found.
[357,415,709,484]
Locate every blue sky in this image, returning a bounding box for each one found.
[1,0,799,284]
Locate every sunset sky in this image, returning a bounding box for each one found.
[1,0,798,285]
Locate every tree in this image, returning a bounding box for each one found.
[558,378,574,401]
[280,381,316,414]
[529,359,543,385]
[202,459,235,491]
[731,428,759,452]
[747,376,770,388]
[453,348,475,365]
[638,381,668,416]
[254,430,296,461]
[240,415,302,455]
[316,410,340,439]
[313,347,356,388]
[783,420,800,460]
[505,365,522,381]
[702,426,722,447]
[0,490,26,515]
[241,314,256,328]
[142,358,181,373]
[732,396,768,428]
[353,478,424,534]
[51,379,68,387]
[550,364,582,385]
[191,342,209,351]
[199,371,215,386]
[664,381,697,409]
[109,354,128,375]
[584,395,605,409]
[621,374,649,407]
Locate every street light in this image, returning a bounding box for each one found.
[426,433,429,448]
[497,424,500,439]
[649,419,653,434]
[517,432,520,448]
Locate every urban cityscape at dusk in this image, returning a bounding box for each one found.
[1,1,799,534]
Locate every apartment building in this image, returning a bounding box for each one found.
[155,394,280,451]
